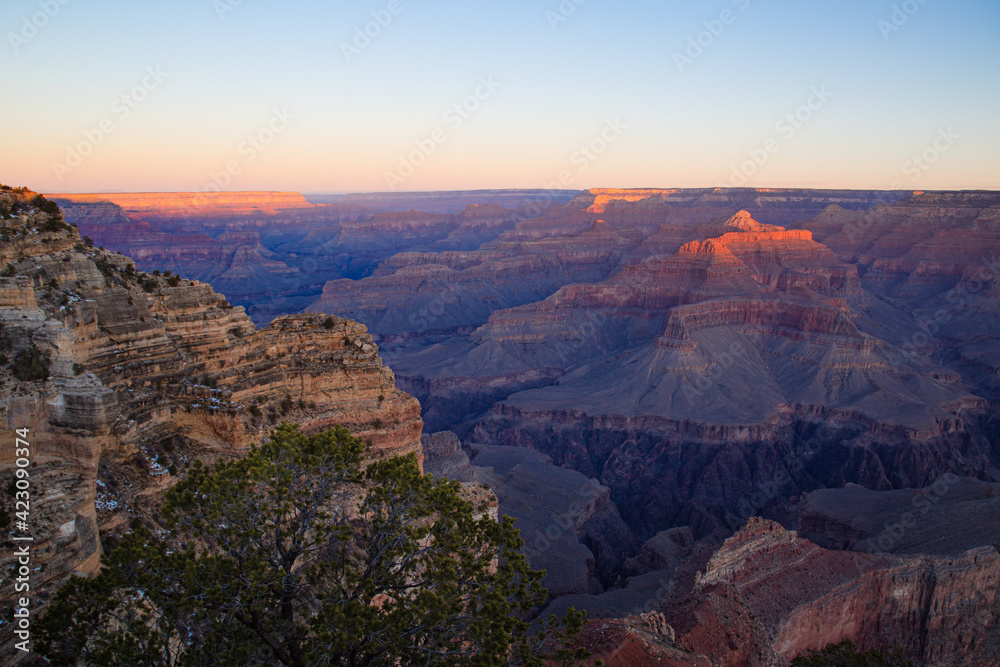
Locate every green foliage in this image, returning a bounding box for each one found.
[791,640,914,667]
[167,275,181,287]
[39,214,67,233]
[11,346,50,382]
[142,278,158,293]
[323,316,336,329]
[73,362,85,376]
[33,195,67,232]
[36,424,587,666]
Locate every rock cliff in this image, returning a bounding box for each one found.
[0,186,422,660]
[668,518,1000,666]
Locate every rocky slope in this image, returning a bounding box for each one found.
[676,518,1000,666]
[793,476,1000,555]
[310,220,645,342]
[791,193,1000,404]
[421,431,637,597]
[544,517,999,665]
[0,186,422,660]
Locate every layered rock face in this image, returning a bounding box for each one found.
[0,187,422,660]
[794,477,1000,555]
[791,193,1000,401]
[310,220,646,340]
[552,517,1000,665]
[667,518,1000,666]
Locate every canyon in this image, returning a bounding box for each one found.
[25,185,1000,664]
[51,190,578,324]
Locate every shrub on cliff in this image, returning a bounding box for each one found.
[36,424,588,666]
[10,346,50,382]
[33,194,68,232]
[791,640,913,666]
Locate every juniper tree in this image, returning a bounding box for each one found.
[36,424,587,666]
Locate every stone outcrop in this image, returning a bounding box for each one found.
[571,614,712,667]
[664,518,1000,666]
[0,187,422,660]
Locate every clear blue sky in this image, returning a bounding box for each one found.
[1,0,998,193]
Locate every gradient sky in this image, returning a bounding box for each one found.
[1,0,998,193]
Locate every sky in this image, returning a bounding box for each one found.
[1,0,998,194]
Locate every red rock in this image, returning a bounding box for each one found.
[666,518,1000,666]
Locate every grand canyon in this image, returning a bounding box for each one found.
[2,184,997,665]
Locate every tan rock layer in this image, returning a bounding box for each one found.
[0,194,421,661]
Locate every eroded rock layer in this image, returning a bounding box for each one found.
[672,518,1000,666]
[0,187,421,659]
